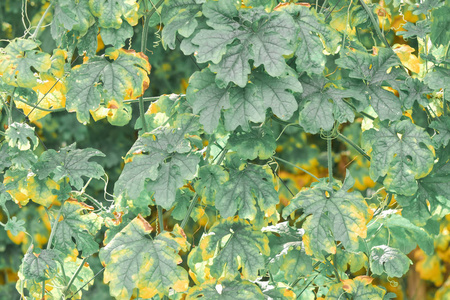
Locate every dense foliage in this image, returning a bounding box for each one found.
[1,0,450,299]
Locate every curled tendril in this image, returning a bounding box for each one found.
[320,123,339,140]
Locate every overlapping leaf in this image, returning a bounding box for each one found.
[336,47,405,121]
[161,0,204,49]
[363,119,435,196]
[22,248,59,282]
[5,122,38,151]
[198,217,270,280]
[326,276,386,300]
[365,212,434,255]
[52,0,95,38]
[396,149,450,225]
[100,216,189,299]
[66,48,150,123]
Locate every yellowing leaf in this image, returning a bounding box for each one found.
[393,44,421,73]
[100,215,189,299]
[26,176,59,207]
[0,38,51,88]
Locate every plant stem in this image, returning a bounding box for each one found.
[358,0,391,48]
[42,279,46,299]
[342,99,376,120]
[64,256,89,295]
[14,97,66,112]
[272,156,320,181]
[47,201,64,250]
[337,133,371,161]
[30,3,52,40]
[327,133,333,184]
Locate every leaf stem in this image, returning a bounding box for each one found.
[30,3,52,40]
[272,156,320,181]
[327,133,333,184]
[337,133,371,161]
[64,256,89,295]
[343,99,376,120]
[157,206,164,233]
[46,201,64,250]
[67,267,105,299]
[358,0,390,48]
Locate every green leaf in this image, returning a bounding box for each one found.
[5,216,26,236]
[198,217,270,279]
[223,85,265,131]
[430,0,450,47]
[52,0,95,38]
[161,0,203,49]
[363,119,435,196]
[298,75,355,134]
[282,172,369,259]
[268,246,313,284]
[424,66,450,90]
[228,126,276,160]
[430,116,450,148]
[396,149,450,225]
[366,212,434,255]
[186,69,231,133]
[22,248,59,282]
[252,68,302,121]
[52,200,102,257]
[399,78,431,109]
[89,0,140,29]
[210,43,252,88]
[396,20,431,39]
[215,164,278,221]
[100,216,189,299]
[370,245,412,278]
[147,153,200,209]
[37,143,105,190]
[100,22,134,49]
[66,48,150,123]
[5,122,38,151]
[0,38,51,88]
[192,29,242,64]
[186,279,264,299]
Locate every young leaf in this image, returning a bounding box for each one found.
[228,126,276,160]
[197,217,270,280]
[100,216,189,299]
[370,245,412,278]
